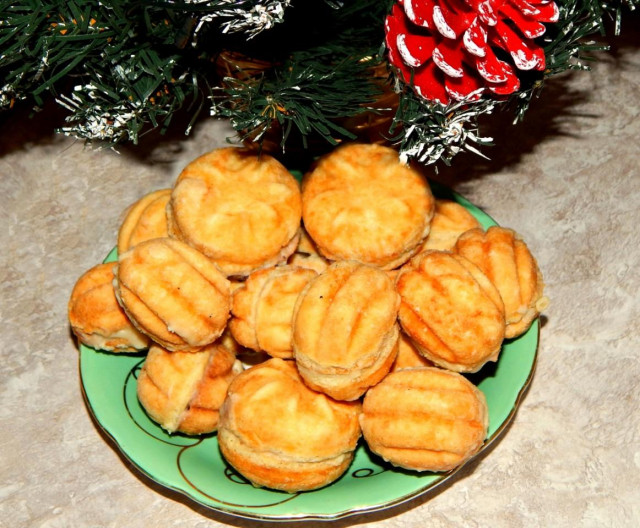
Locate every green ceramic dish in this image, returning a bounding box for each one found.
[79,183,538,521]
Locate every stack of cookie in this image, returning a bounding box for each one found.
[69,143,548,492]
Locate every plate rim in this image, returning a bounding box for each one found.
[79,330,538,522]
[78,183,539,522]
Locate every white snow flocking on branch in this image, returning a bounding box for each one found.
[179,0,292,42]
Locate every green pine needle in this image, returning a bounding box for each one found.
[0,0,636,161]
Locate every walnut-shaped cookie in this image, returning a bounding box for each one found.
[117,188,171,254]
[454,226,547,339]
[301,143,435,270]
[396,250,505,373]
[287,227,329,274]
[167,148,301,277]
[218,358,361,492]
[68,262,149,353]
[360,367,488,472]
[137,341,242,435]
[229,265,317,359]
[417,199,482,252]
[293,260,400,401]
[115,237,230,351]
[390,331,434,372]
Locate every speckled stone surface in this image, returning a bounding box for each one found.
[2,25,639,528]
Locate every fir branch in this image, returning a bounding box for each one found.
[506,0,614,123]
[55,50,199,144]
[1,0,207,142]
[216,53,383,149]
[167,0,293,40]
[543,0,606,75]
[386,0,630,165]
[601,0,639,34]
[214,0,391,150]
[1,0,637,156]
[0,0,111,108]
[389,90,496,166]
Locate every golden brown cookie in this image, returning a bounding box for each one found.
[229,265,318,358]
[296,226,322,256]
[117,188,171,254]
[455,226,547,339]
[390,332,434,372]
[293,260,400,401]
[216,328,269,369]
[68,262,149,352]
[115,237,231,351]
[360,367,488,472]
[287,227,329,274]
[396,251,505,373]
[218,358,361,492]
[167,148,301,277]
[301,143,435,269]
[137,341,242,435]
[287,252,329,274]
[417,199,482,252]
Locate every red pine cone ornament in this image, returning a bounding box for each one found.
[385,0,559,104]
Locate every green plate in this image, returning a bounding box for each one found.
[79,183,538,521]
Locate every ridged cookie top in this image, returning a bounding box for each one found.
[137,341,241,434]
[360,367,488,472]
[115,237,230,350]
[301,143,435,269]
[454,226,547,339]
[230,265,317,358]
[396,251,505,373]
[68,262,149,352]
[117,188,171,254]
[220,359,361,460]
[293,260,400,370]
[137,344,211,433]
[168,148,301,276]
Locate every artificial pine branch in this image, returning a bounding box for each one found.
[166,0,293,39]
[214,0,391,150]
[1,0,205,142]
[215,55,383,149]
[387,0,634,164]
[389,90,496,167]
[0,0,637,164]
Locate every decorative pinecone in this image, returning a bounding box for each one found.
[385,0,559,104]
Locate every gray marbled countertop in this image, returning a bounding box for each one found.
[2,26,639,528]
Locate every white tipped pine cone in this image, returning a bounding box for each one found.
[385,0,559,104]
